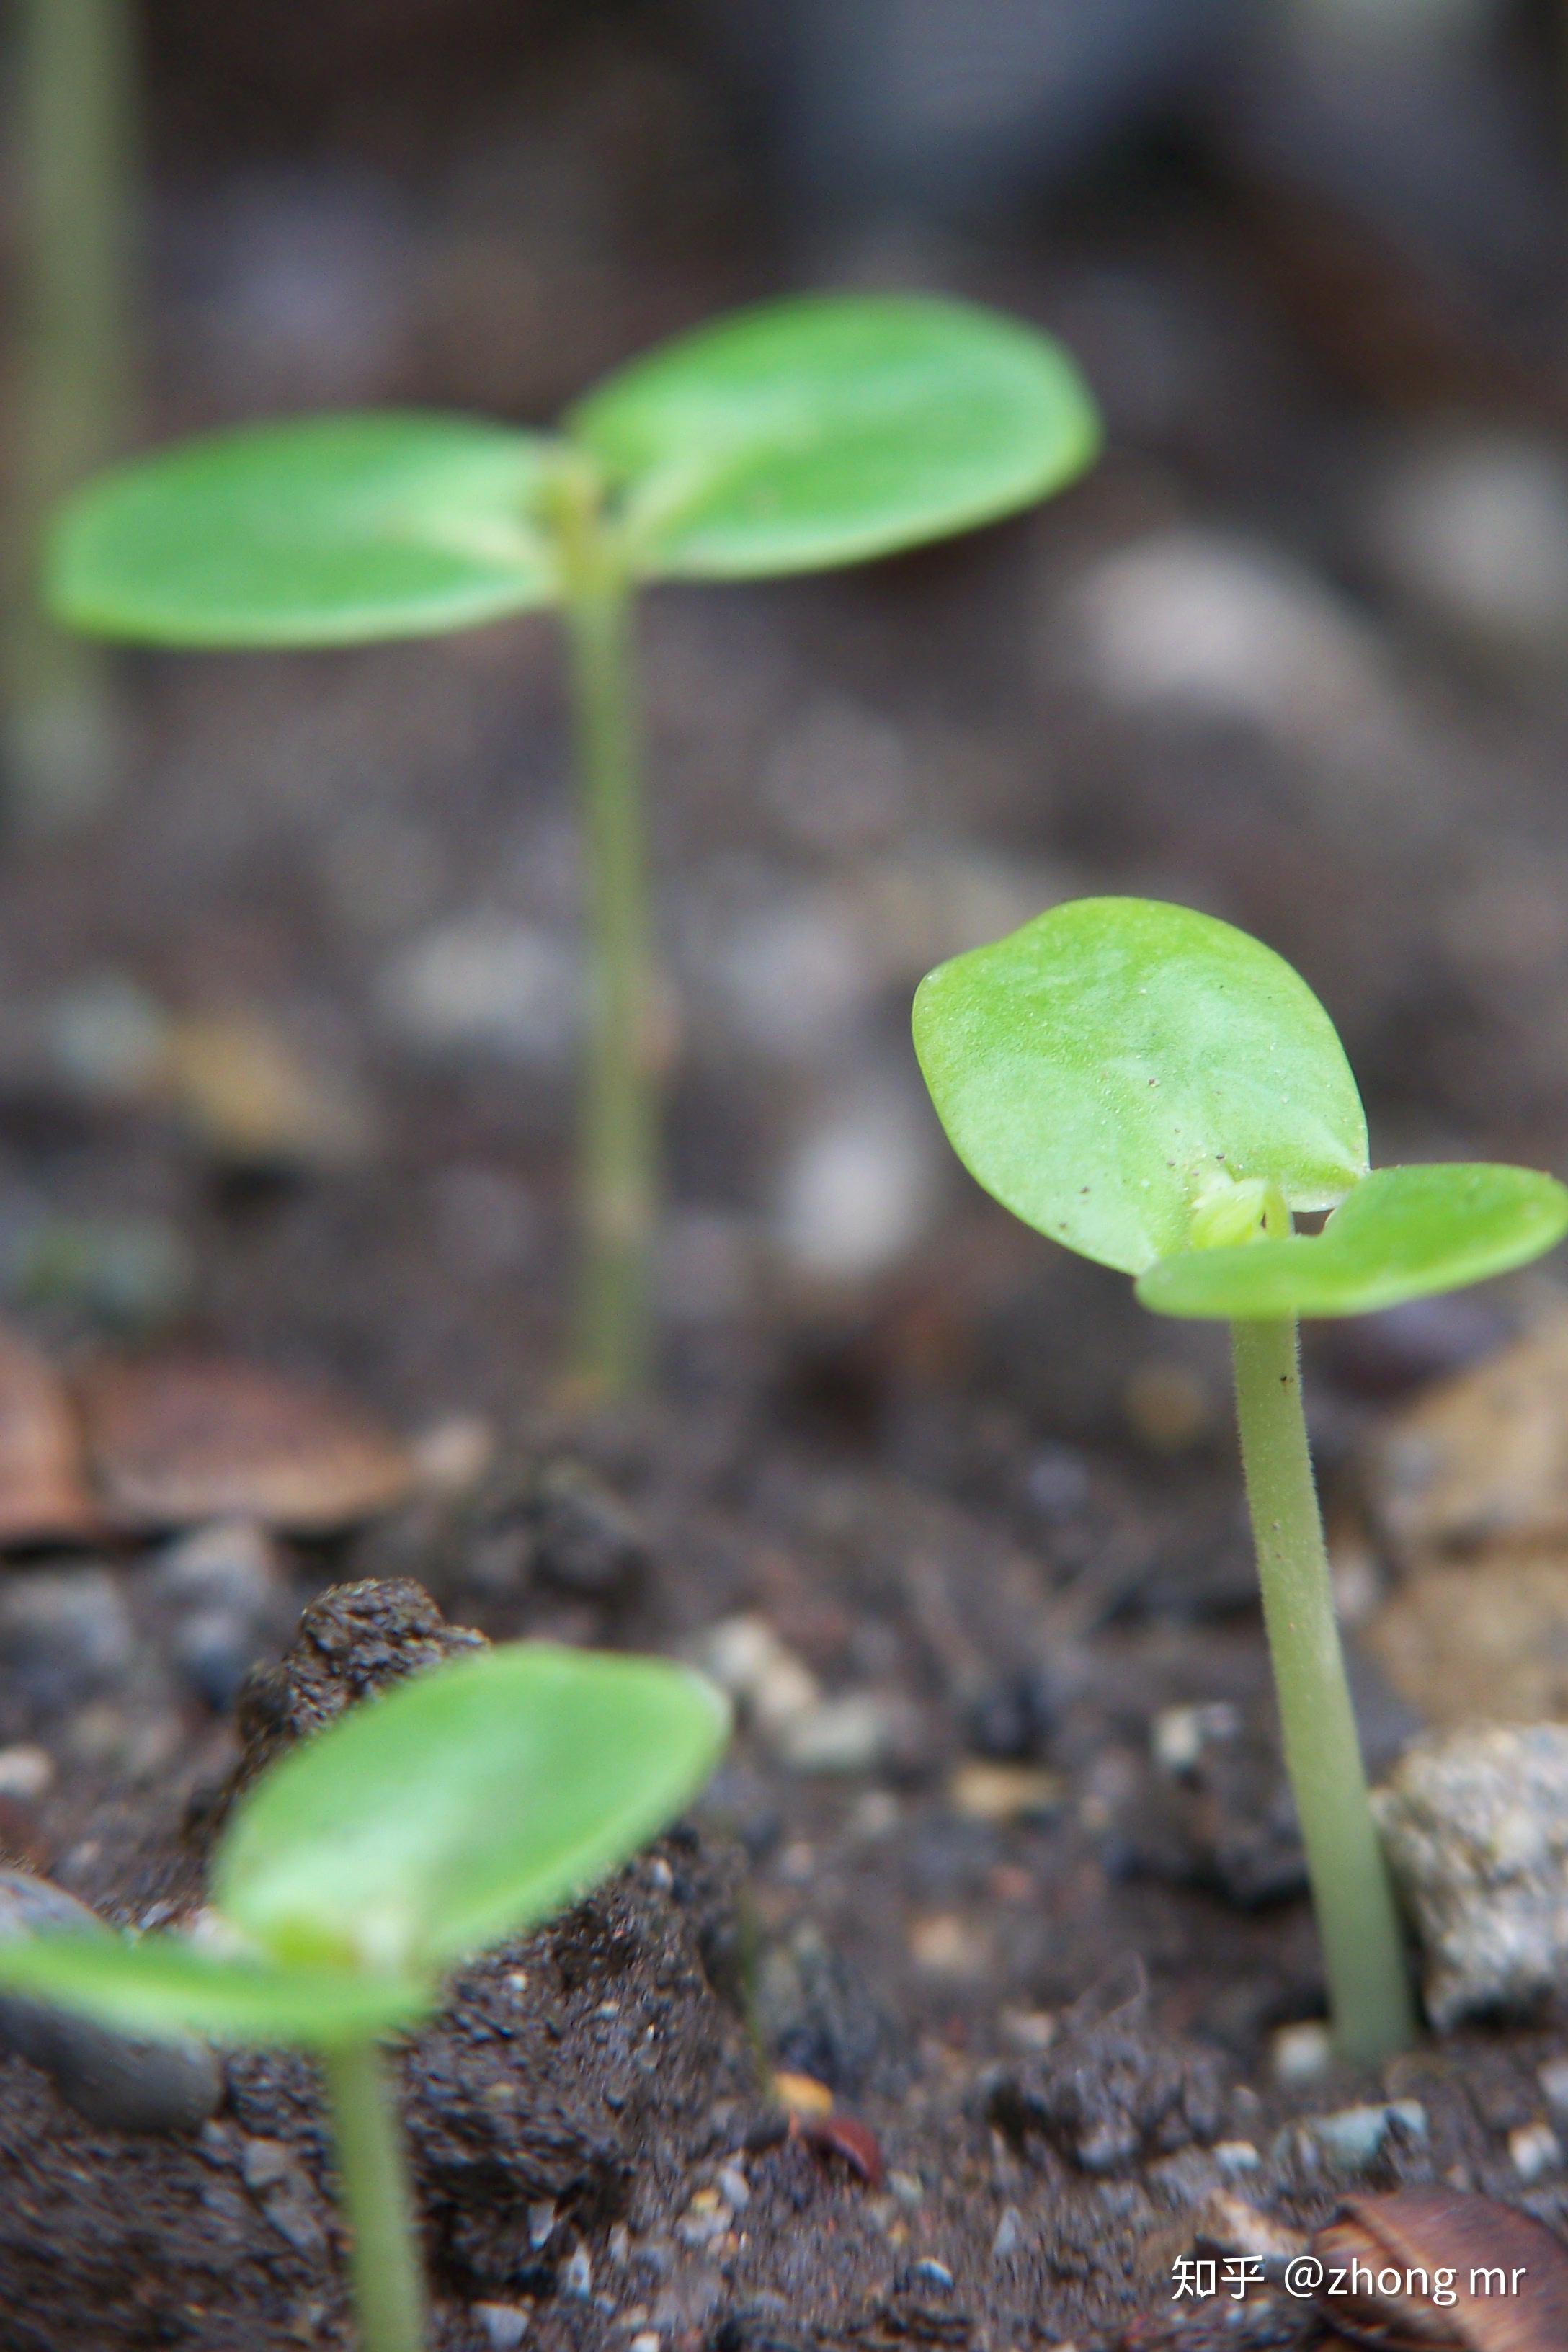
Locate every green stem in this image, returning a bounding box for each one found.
[1230,1314,1417,2065]
[319,2039,429,2352]
[8,0,140,827]
[558,496,657,1399]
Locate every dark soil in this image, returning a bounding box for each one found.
[6,14,1568,2349]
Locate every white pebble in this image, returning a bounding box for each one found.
[1270,2021,1333,2083]
[1510,2121,1562,2183]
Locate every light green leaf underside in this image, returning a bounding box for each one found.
[569,293,1100,579]
[912,897,1368,1275]
[218,1644,730,1977]
[1137,1162,1568,1320]
[0,1932,427,2047]
[49,414,558,646]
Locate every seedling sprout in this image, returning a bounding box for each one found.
[913,896,1568,2063]
[0,1642,729,2352]
[45,292,1100,1394]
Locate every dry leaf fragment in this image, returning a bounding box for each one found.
[792,2107,886,2188]
[1313,2188,1568,2350]
[80,1357,414,1535]
[0,1326,100,1548]
[166,1014,374,1170]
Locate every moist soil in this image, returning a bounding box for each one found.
[9,20,1568,2350]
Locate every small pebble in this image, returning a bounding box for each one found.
[241,2137,294,2192]
[1376,1724,1568,2026]
[1212,2140,1262,2175]
[991,2207,1023,2260]
[562,2248,593,2299]
[1152,1702,1240,1778]
[629,2335,661,2352]
[1509,2121,1562,2183]
[889,2171,925,2207]
[949,1760,1063,1822]
[909,2258,954,2291]
[716,2165,749,2210]
[0,1569,133,1709]
[775,1692,903,1776]
[0,1745,53,1800]
[1293,2101,1427,2174]
[475,2306,530,2351]
[1269,2021,1332,2082]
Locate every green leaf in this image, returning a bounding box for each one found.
[569,293,1100,579]
[1137,1162,1568,1320]
[49,414,558,646]
[218,1644,729,1976]
[0,1930,427,2046]
[912,897,1369,1275]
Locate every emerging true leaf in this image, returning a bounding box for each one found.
[216,1644,730,1976]
[0,1930,428,2046]
[571,293,1100,580]
[50,414,558,646]
[913,897,1368,1275]
[1137,1162,1568,1319]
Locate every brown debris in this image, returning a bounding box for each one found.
[79,1355,414,1535]
[1313,2188,1568,2351]
[0,1327,101,1549]
[792,2107,886,2188]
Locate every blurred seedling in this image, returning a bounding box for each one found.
[7,0,141,826]
[914,895,1568,2063]
[0,1642,729,2352]
[46,293,1100,1395]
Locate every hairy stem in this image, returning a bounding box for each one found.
[9,0,140,826]
[320,2039,429,2352]
[561,551,656,1396]
[1230,1315,1416,2064]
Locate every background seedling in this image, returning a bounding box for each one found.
[46,291,1100,1396]
[914,895,1568,2063]
[7,0,141,828]
[0,1642,729,2352]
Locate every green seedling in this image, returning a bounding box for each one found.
[0,1642,729,2352]
[914,896,1568,2063]
[8,0,141,827]
[46,292,1100,1394]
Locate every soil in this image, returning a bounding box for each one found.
[6,14,1568,2350]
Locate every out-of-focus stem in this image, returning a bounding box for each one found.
[551,455,657,1397]
[8,0,141,828]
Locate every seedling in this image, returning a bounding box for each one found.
[0,1642,729,2352]
[7,0,141,825]
[914,896,1568,2062]
[45,293,1100,1394]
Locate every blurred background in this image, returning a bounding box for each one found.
[4,0,1568,1449]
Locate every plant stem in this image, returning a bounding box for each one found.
[1230,1315,1417,2065]
[558,502,657,1399]
[8,0,140,827]
[320,2039,429,2352]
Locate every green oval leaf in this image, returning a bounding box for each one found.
[0,1931,427,2047]
[49,414,558,646]
[217,1644,729,1976]
[569,293,1100,579]
[913,897,1369,1275]
[1136,1162,1568,1320]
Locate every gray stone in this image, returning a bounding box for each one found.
[1376,1724,1568,2028]
[0,1868,223,2132]
[378,914,579,1069]
[1289,2100,1427,2175]
[0,1570,133,1709]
